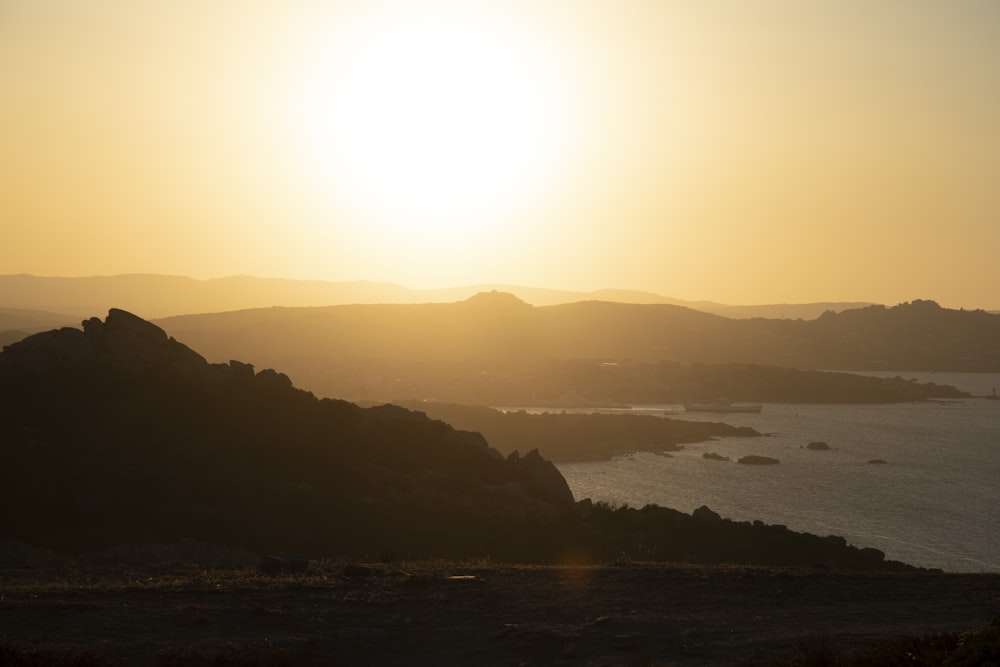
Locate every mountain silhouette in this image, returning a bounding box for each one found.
[157,295,1000,369]
[0,309,913,569]
[150,294,985,405]
[0,309,574,558]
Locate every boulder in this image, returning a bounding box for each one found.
[447,428,504,461]
[229,359,255,380]
[509,449,576,510]
[366,403,429,423]
[255,367,294,389]
[859,547,886,562]
[692,505,722,522]
[99,308,212,379]
[1,308,217,383]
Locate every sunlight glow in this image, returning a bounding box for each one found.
[292,9,573,253]
[7,2,999,306]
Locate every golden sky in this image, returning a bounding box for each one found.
[2,1,998,309]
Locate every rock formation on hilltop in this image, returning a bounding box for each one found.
[4,308,216,379]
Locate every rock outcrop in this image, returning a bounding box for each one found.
[692,505,722,522]
[2,308,259,387]
[507,449,576,510]
[0,309,576,560]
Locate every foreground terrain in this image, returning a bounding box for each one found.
[2,561,998,666]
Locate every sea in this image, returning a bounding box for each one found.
[550,372,1000,573]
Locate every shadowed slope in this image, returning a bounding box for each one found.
[0,309,574,559]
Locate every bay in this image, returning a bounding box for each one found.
[555,372,1000,573]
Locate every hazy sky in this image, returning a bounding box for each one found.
[3,1,998,308]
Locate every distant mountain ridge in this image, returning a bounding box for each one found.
[157,293,1000,371]
[147,293,995,404]
[0,273,872,321]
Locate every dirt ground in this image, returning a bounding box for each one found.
[1,561,998,666]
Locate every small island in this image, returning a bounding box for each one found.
[738,455,781,465]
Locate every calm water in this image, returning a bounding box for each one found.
[554,372,1000,573]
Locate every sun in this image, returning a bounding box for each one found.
[342,18,548,201]
[292,8,573,252]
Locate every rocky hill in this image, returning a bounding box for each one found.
[0,310,912,569]
[0,309,574,560]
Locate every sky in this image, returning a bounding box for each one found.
[2,1,999,309]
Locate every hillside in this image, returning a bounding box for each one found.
[0,309,575,560]
[0,310,912,569]
[151,293,985,404]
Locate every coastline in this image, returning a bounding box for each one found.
[559,396,1000,574]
